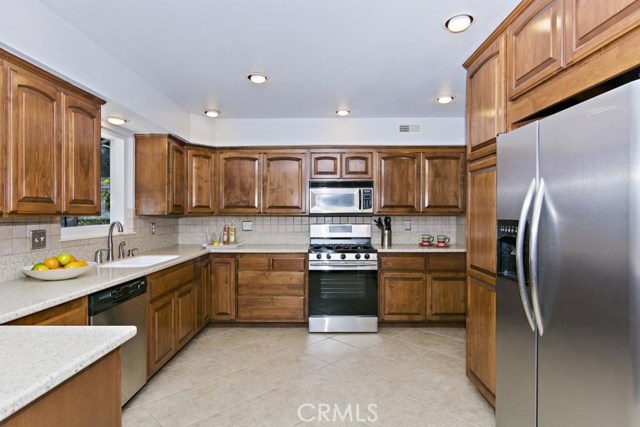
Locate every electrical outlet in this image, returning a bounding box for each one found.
[31,229,46,250]
[403,220,412,231]
[151,222,156,235]
[242,221,253,231]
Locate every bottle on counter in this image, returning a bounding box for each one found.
[229,221,236,244]
[222,220,229,245]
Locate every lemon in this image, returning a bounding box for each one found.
[32,263,49,271]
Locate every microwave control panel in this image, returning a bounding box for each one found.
[361,189,373,210]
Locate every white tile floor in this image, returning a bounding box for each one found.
[123,326,495,427]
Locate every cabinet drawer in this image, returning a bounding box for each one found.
[272,257,306,271]
[380,256,425,271]
[237,257,270,271]
[427,254,466,271]
[8,297,88,326]
[237,271,305,296]
[237,296,305,321]
[148,262,195,299]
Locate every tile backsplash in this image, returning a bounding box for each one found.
[179,215,466,246]
[0,209,178,282]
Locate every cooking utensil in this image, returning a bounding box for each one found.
[374,217,384,230]
[384,216,391,230]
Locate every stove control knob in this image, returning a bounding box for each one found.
[340,253,346,260]
[316,253,322,260]
[326,254,332,260]
[364,254,371,260]
[355,254,361,260]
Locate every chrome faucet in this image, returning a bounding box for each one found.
[107,221,124,262]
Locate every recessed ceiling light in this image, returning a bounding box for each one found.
[248,73,268,84]
[106,117,128,126]
[436,95,455,104]
[336,109,351,117]
[204,109,221,118]
[445,14,474,33]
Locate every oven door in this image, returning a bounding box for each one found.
[309,188,361,214]
[308,265,378,317]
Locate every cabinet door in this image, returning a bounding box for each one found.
[6,64,62,214]
[175,282,197,350]
[0,62,5,214]
[218,152,261,214]
[310,152,340,179]
[426,271,466,321]
[565,0,640,65]
[422,149,465,214]
[380,271,426,321]
[168,140,186,214]
[62,92,101,215]
[466,36,506,150]
[507,0,564,99]
[375,152,421,214]
[342,152,373,179]
[187,147,216,214]
[196,259,211,330]
[211,257,236,320]
[263,152,307,214]
[468,155,497,282]
[467,277,496,404]
[148,292,175,377]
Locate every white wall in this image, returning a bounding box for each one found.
[213,117,465,147]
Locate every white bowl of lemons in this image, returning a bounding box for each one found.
[22,253,96,281]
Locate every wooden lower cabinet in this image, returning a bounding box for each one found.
[379,253,466,323]
[195,257,211,330]
[7,297,87,325]
[237,297,304,321]
[0,349,121,427]
[147,261,196,377]
[466,276,496,405]
[211,256,237,321]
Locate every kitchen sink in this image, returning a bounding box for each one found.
[98,255,179,268]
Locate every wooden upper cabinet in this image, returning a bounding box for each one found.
[507,0,564,99]
[375,151,421,214]
[135,134,187,215]
[468,154,497,283]
[466,35,506,151]
[0,61,5,214]
[6,63,63,214]
[564,0,640,65]
[310,150,373,180]
[187,146,216,215]
[263,152,307,214]
[62,92,101,215]
[218,151,261,214]
[342,152,373,179]
[422,149,465,214]
[310,152,340,179]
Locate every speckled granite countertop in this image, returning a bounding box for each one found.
[374,243,466,253]
[0,325,136,421]
[0,244,309,324]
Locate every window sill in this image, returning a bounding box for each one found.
[59,230,137,242]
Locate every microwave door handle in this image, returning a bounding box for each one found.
[358,189,362,210]
[516,178,537,332]
[529,177,546,336]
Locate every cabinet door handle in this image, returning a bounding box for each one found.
[517,178,537,332]
[529,177,546,336]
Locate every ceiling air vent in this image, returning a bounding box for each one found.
[399,124,421,133]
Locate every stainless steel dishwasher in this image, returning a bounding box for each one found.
[89,277,147,405]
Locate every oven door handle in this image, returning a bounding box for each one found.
[308,264,378,271]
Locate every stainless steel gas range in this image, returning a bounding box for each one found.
[308,224,378,333]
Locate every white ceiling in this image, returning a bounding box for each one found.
[38,0,520,119]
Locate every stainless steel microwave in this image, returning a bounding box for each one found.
[309,181,373,214]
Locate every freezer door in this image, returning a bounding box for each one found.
[536,81,640,427]
[496,123,538,427]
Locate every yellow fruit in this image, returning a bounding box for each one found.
[32,263,49,271]
[56,253,72,266]
[43,257,60,270]
[68,254,77,262]
[64,261,83,269]
[77,260,88,267]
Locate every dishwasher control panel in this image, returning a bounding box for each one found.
[89,278,147,316]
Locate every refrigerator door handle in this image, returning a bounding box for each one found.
[529,177,546,336]
[516,178,537,332]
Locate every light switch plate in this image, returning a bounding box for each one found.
[31,229,46,250]
[242,221,253,231]
[403,220,411,231]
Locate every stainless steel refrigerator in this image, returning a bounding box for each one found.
[496,80,640,427]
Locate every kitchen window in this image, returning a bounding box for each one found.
[60,129,127,240]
